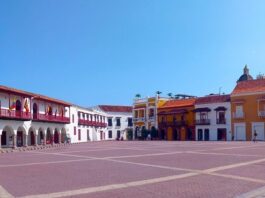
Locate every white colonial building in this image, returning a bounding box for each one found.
[68,105,107,143]
[0,85,70,148]
[96,105,133,140]
[194,94,232,141]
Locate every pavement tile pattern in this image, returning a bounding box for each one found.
[1,141,265,198]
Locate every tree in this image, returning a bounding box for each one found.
[156,91,162,96]
[135,94,141,98]
[167,93,173,98]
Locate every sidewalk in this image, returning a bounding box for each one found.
[0,143,71,154]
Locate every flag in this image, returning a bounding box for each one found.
[24,98,29,113]
[9,98,16,110]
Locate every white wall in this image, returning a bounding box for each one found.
[195,102,232,141]
[106,112,132,140]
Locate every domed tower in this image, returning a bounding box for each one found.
[237,65,253,83]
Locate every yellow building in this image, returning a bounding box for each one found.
[158,98,196,141]
[133,96,168,139]
[231,66,265,141]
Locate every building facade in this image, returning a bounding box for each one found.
[231,79,265,141]
[194,95,231,141]
[0,85,70,148]
[158,98,196,141]
[133,96,168,140]
[97,105,133,140]
[69,105,107,143]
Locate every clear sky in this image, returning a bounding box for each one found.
[1,0,265,107]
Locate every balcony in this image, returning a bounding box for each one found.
[148,116,155,121]
[258,111,265,118]
[216,119,226,124]
[0,109,31,120]
[159,121,187,127]
[233,112,244,119]
[195,119,210,125]
[78,119,107,127]
[133,117,146,122]
[33,113,70,123]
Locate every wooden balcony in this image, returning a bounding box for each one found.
[195,119,210,125]
[159,121,187,128]
[216,119,226,124]
[78,119,107,127]
[33,113,70,124]
[0,109,31,120]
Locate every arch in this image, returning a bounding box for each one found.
[17,126,26,147]
[38,127,45,145]
[167,127,173,141]
[54,128,60,144]
[28,127,36,146]
[1,126,14,148]
[33,103,38,119]
[48,106,53,116]
[16,100,22,111]
[46,128,53,144]
[61,128,67,143]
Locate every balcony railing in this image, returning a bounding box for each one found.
[159,121,187,127]
[0,109,31,120]
[233,112,244,119]
[195,119,210,125]
[148,116,155,121]
[216,119,226,124]
[133,117,146,122]
[33,113,70,123]
[258,111,265,118]
[78,119,107,127]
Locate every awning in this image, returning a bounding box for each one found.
[214,106,227,111]
[193,107,211,112]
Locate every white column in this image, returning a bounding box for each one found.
[13,132,17,149]
[34,132,38,146]
[25,134,28,147]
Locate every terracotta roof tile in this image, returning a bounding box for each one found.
[232,79,265,95]
[0,85,71,106]
[159,98,195,109]
[195,95,230,104]
[99,105,132,113]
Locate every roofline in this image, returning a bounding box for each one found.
[231,91,265,97]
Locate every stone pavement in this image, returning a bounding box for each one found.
[1,141,265,198]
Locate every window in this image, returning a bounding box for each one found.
[149,109,154,117]
[78,112,80,119]
[134,111,138,118]
[108,118,113,127]
[116,118,121,127]
[78,129,81,140]
[74,127,76,135]
[128,118,133,127]
[108,130,112,138]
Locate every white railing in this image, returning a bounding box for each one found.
[233,112,244,119]
[258,111,265,118]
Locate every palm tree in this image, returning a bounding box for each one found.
[156,91,162,96]
[167,93,173,98]
[135,94,141,98]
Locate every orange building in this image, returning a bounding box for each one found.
[158,98,196,141]
[231,66,265,141]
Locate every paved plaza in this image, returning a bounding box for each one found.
[1,141,265,198]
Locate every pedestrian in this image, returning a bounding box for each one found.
[253,131,257,143]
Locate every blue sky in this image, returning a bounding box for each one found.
[1,0,265,106]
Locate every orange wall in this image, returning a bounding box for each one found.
[231,93,265,140]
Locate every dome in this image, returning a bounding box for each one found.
[237,65,253,83]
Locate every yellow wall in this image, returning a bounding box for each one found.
[231,93,265,140]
